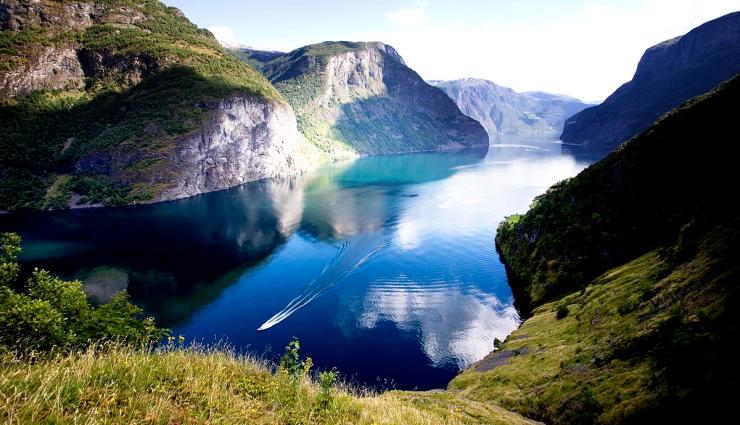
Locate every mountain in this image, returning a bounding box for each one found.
[233,42,489,158]
[0,0,316,211]
[431,78,591,137]
[561,11,740,155]
[454,76,740,423]
[230,46,284,70]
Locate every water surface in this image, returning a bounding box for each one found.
[0,137,593,390]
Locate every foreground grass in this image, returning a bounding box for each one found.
[0,345,537,425]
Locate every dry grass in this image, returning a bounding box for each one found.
[0,344,537,424]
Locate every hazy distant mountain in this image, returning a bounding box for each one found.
[232,42,488,158]
[430,79,591,138]
[561,11,740,155]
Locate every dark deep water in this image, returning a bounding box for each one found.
[0,137,593,390]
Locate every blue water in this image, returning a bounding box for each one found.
[0,137,592,390]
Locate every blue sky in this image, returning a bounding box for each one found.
[163,0,740,101]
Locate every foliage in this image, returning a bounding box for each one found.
[317,367,340,411]
[496,75,740,307]
[0,232,167,352]
[278,337,306,379]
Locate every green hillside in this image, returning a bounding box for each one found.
[454,76,740,423]
[0,0,281,210]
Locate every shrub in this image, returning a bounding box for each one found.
[0,232,168,353]
[279,337,305,379]
[556,304,570,320]
[316,367,339,411]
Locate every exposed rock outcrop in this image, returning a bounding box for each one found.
[0,46,85,97]
[159,95,313,201]
[561,11,740,156]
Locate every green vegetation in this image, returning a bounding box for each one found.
[496,75,740,307]
[0,343,538,425]
[462,76,740,423]
[0,232,167,352]
[452,226,740,424]
[0,0,282,210]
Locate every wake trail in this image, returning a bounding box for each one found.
[257,233,389,331]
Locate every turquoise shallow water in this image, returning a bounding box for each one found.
[0,137,593,390]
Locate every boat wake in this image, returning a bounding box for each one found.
[257,233,389,331]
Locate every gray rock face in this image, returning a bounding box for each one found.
[0,1,104,31]
[431,78,590,138]
[157,95,314,202]
[0,46,85,97]
[561,11,740,156]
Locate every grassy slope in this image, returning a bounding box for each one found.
[0,0,281,210]
[0,345,537,425]
[452,224,739,424]
[455,76,740,423]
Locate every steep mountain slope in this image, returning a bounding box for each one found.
[560,11,740,155]
[0,0,316,211]
[431,79,590,137]
[236,42,489,158]
[454,76,740,423]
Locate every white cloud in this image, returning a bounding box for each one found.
[387,0,430,27]
[207,25,237,46]
[361,0,740,101]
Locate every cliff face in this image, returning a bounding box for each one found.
[237,42,489,158]
[431,79,590,138]
[0,0,315,210]
[159,96,311,202]
[561,11,740,156]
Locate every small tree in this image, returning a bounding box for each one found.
[279,337,305,379]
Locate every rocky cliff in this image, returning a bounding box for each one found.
[430,78,590,138]
[561,11,740,156]
[0,0,316,210]
[159,96,311,201]
[236,42,489,158]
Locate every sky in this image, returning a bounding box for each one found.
[162,0,740,101]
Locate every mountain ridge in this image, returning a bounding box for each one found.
[232,41,489,158]
[560,11,740,155]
